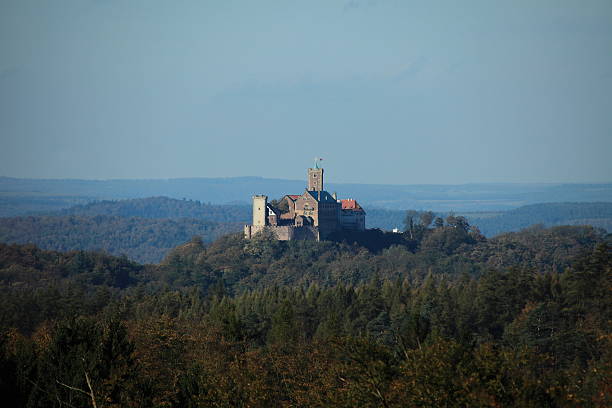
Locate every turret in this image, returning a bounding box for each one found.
[252,195,267,226]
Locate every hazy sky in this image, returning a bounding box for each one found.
[1,0,611,184]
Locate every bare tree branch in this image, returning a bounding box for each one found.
[56,380,90,397]
[26,378,78,408]
[84,371,98,408]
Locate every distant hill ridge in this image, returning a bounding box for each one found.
[2,176,612,213]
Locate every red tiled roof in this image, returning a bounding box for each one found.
[341,199,363,210]
[287,195,301,200]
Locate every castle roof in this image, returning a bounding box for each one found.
[266,203,280,216]
[305,190,337,203]
[286,195,301,201]
[341,199,365,212]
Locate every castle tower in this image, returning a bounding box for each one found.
[308,168,324,191]
[252,195,267,226]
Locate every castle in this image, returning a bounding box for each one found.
[244,162,366,241]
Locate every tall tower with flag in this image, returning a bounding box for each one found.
[308,157,323,191]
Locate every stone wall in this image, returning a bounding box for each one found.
[339,210,366,231]
[317,202,339,237]
[244,225,319,241]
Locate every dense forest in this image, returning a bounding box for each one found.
[55,196,252,223]
[0,197,251,263]
[0,219,610,407]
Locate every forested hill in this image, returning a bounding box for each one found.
[466,202,612,236]
[55,196,251,223]
[0,216,239,264]
[158,224,607,292]
[0,197,250,263]
[0,227,609,406]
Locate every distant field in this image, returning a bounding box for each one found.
[2,176,612,214]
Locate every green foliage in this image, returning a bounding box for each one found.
[0,229,609,406]
[466,225,605,272]
[13,316,140,408]
[0,243,145,333]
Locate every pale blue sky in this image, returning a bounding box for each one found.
[1,0,611,184]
